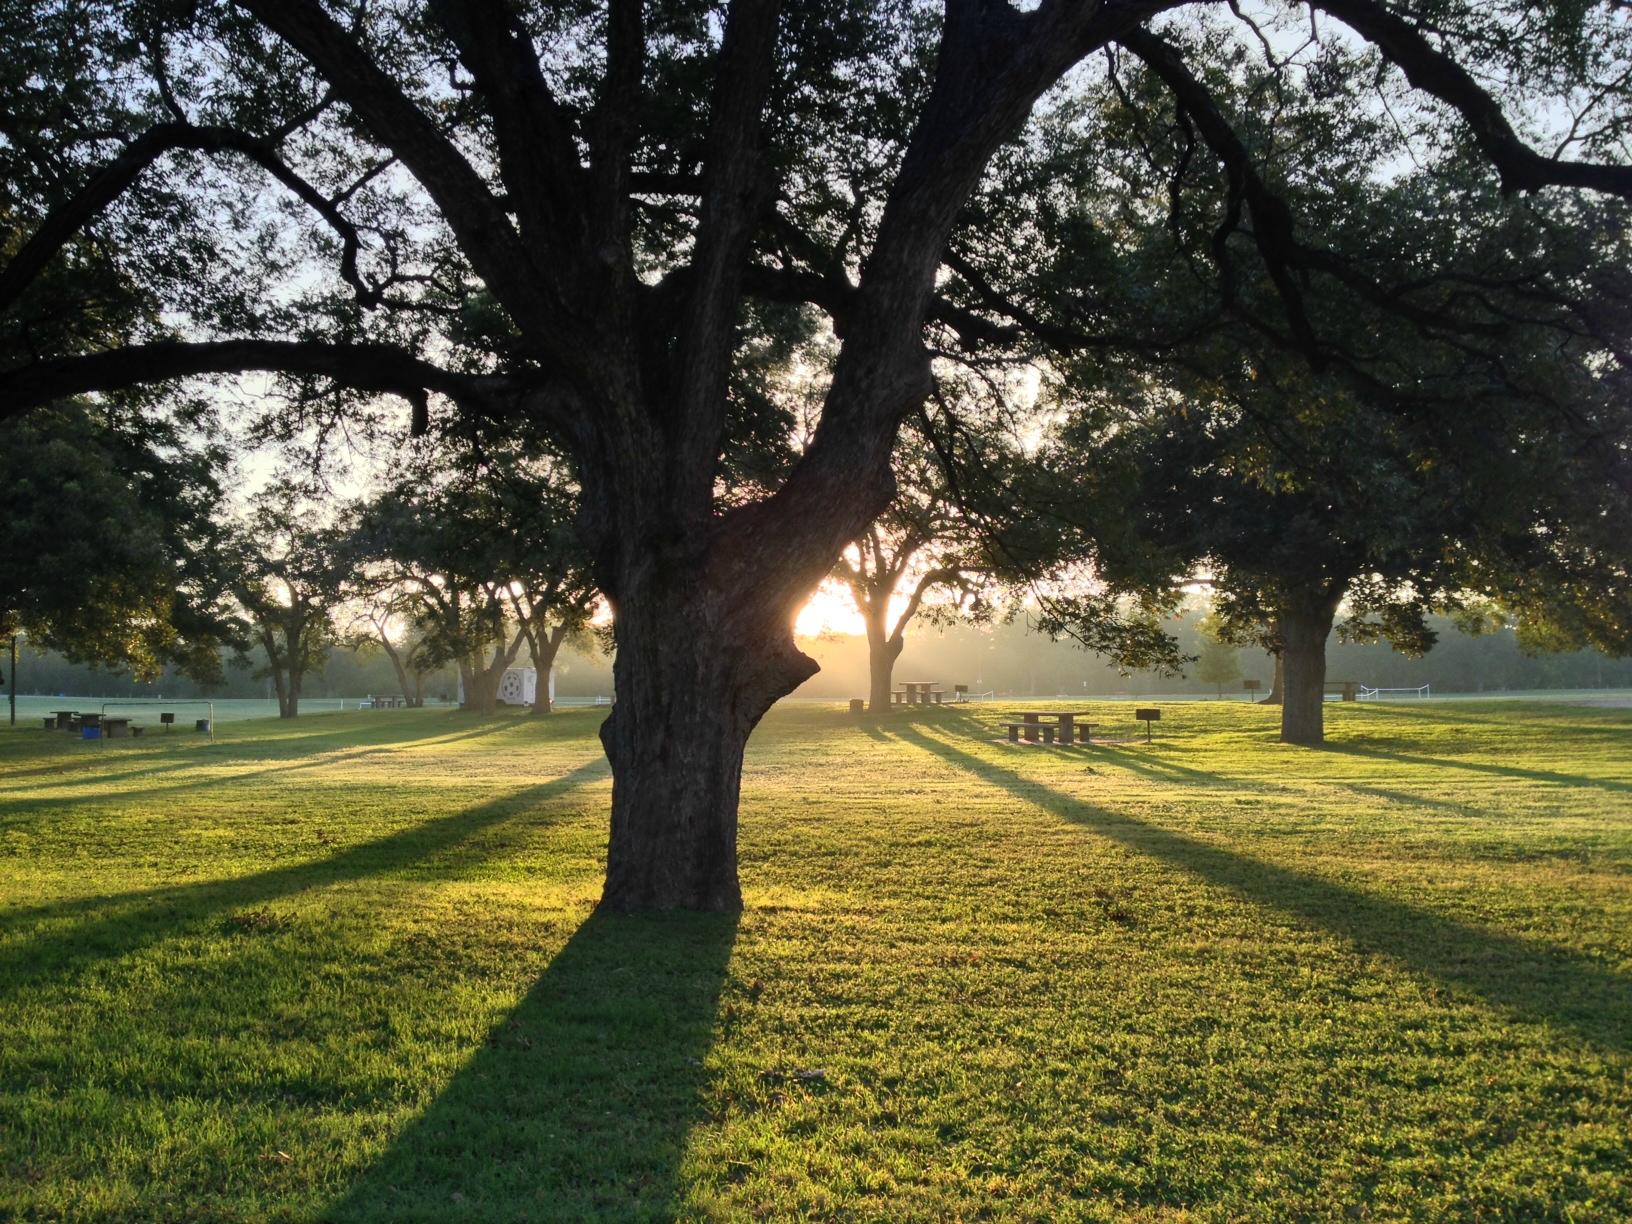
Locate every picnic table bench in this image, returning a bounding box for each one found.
[1005,711,1096,745]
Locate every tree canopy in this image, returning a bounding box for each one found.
[0,397,232,681]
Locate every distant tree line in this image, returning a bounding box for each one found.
[793,611,1632,702]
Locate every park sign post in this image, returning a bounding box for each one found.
[1243,679,1261,702]
[1136,708,1161,742]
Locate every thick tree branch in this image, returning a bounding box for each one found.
[671,0,784,515]
[235,0,559,343]
[1,123,378,314]
[1120,27,1320,358]
[889,565,961,645]
[588,0,646,253]
[428,0,593,272]
[1310,0,1632,198]
[0,339,511,426]
[723,1,1204,610]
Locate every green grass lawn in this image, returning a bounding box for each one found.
[1,700,1629,1222]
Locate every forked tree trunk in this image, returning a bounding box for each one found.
[379,632,415,706]
[1279,600,1340,746]
[864,609,905,712]
[599,586,818,912]
[270,665,291,719]
[529,625,566,715]
[469,628,526,715]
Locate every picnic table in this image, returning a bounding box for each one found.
[1005,710,1095,745]
[103,717,142,738]
[896,681,945,706]
[53,710,78,731]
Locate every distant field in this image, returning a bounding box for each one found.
[1,700,1629,1221]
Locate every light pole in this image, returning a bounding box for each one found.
[7,635,15,727]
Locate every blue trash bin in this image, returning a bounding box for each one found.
[82,725,102,741]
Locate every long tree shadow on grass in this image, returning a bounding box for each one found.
[0,759,609,991]
[326,910,737,1223]
[0,715,531,801]
[1326,742,1632,796]
[885,723,1632,1054]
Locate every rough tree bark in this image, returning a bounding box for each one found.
[597,573,818,911]
[1278,596,1342,746]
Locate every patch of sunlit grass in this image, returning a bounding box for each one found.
[1,700,1629,1220]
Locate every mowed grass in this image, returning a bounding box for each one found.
[1,700,1629,1222]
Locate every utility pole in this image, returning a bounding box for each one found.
[7,635,15,727]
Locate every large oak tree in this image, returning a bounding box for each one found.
[4,1,1630,908]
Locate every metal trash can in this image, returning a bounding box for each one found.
[81,725,102,741]
[195,718,211,733]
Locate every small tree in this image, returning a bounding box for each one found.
[342,595,439,706]
[349,434,596,715]
[836,427,1001,711]
[229,492,352,718]
[1194,615,1241,699]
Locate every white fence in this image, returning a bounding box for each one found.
[1358,684,1432,700]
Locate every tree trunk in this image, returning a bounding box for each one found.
[530,625,565,716]
[1259,647,1285,705]
[270,655,292,718]
[470,627,526,715]
[472,663,499,716]
[379,632,414,706]
[1279,602,1339,746]
[284,627,304,719]
[599,587,817,913]
[864,608,905,712]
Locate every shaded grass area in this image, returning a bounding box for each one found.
[2,701,1630,1220]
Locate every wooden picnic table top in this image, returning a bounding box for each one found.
[1008,710,1093,719]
